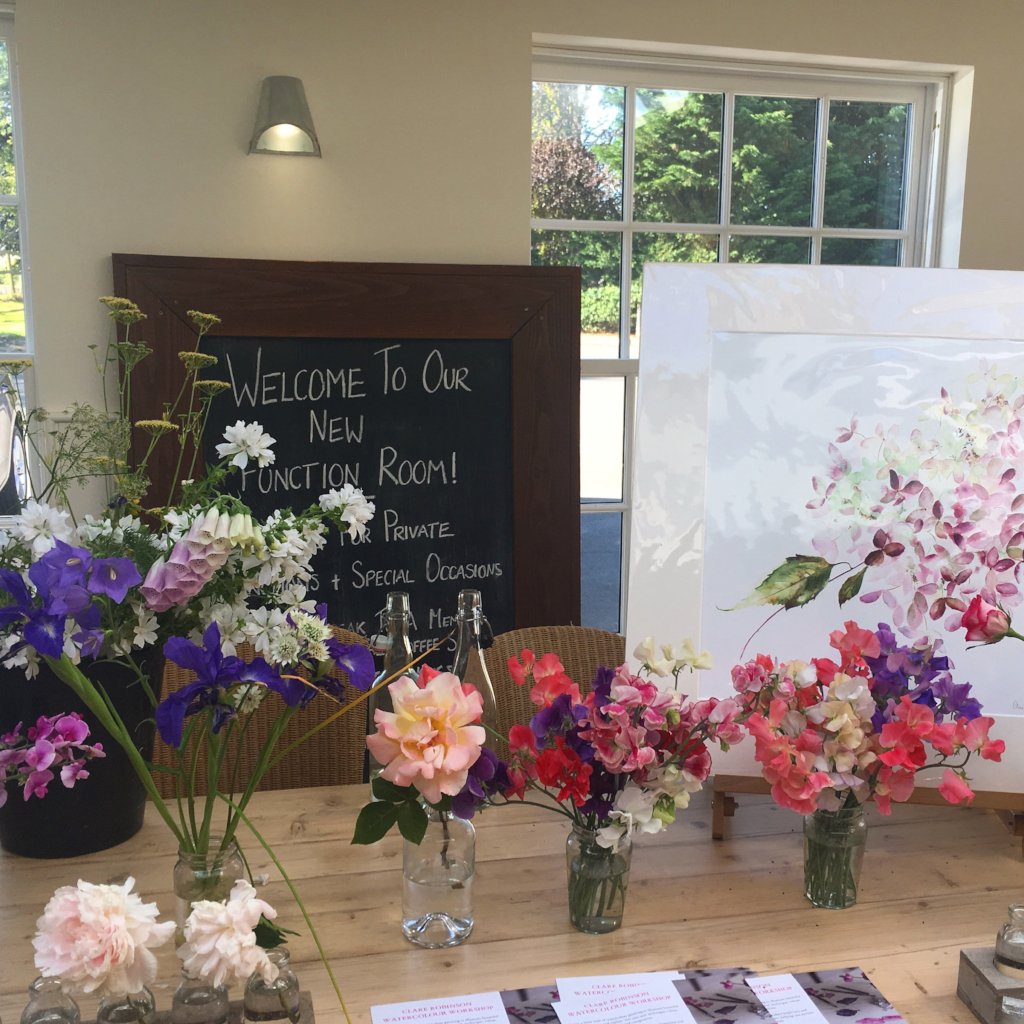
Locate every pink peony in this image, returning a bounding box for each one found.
[179,879,278,987]
[366,669,485,803]
[33,877,174,996]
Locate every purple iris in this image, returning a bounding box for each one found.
[325,641,375,693]
[451,746,510,819]
[156,623,298,747]
[0,567,66,659]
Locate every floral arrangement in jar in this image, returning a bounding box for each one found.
[730,620,1005,907]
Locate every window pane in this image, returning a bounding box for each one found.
[824,101,908,230]
[532,82,623,221]
[533,228,621,358]
[633,90,723,224]
[0,208,24,352]
[820,237,900,266]
[581,376,625,502]
[581,511,621,632]
[0,42,15,195]
[731,96,817,227]
[630,231,718,351]
[729,234,810,263]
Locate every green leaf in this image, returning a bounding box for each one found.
[396,801,429,845]
[351,801,400,845]
[371,775,413,804]
[728,555,834,611]
[254,914,298,950]
[838,567,867,606]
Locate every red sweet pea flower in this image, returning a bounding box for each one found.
[535,737,592,806]
[828,620,881,672]
[508,649,536,687]
[508,724,537,755]
[938,768,975,805]
[954,716,1005,761]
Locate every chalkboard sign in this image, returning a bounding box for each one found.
[202,334,514,654]
[114,254,581,638]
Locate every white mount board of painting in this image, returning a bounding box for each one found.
[628,264,1024,792]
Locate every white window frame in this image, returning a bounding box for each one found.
[0,9,31,361]
[535,37,974,632]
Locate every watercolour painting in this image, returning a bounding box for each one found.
[628,265,1024,790]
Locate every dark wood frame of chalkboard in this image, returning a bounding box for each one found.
[111,253,581,628]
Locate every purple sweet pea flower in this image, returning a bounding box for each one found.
[451,746,509,819]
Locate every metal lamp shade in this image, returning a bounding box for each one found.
[249,76,321,156]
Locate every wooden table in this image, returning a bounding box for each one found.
[1,784,1021,1023]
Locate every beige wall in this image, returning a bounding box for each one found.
[16,0,1024,424]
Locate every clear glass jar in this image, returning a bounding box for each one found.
[173,835,244,940]
[243,948,301,1024]
[450,589,497,731]
[803,804,867,909]
[996,903,1024,979]
[96,988,155,1024]
[171,970,229,1024]
[402,806,475,948]
[20,977,80,1024]
[565,824,632,934]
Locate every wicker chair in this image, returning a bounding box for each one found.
[464,624,626,742]
[151,627,371,797]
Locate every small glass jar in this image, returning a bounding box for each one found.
[96,988,155,1024]
[402,807,475,948]
[173,835,244,940]
[243,948,301,1024]
[996,903,1024,979]
[565,824,632,934]
[803,804,867,910]
[20,977,81,1024]
[171,970,229,1024]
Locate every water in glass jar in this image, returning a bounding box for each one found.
[401,862,474,948]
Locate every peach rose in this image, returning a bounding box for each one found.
[366,670,485,803]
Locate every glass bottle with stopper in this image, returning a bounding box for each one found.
[367,591,415,776]
[449,589,497,731]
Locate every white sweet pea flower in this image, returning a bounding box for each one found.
[215,421,276,470]
[632,636,673,677]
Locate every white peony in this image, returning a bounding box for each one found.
[178,880,278,987]
[33,877,174,996]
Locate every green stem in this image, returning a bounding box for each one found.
[224,801,352,1024]
[45,654,186,848]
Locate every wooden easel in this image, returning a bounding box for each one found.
[712,773,1024,855]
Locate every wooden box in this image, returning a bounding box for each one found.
[958,948,1024,1024]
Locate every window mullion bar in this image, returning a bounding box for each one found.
[810,95,830,264]
[618,367,638,631]
[620,85,636,359]
[718,91,736,262]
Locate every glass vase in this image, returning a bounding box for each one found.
[996,903,1024,979]
[96,988,155,1024]
[173,835,244,940]
[243,948,301,1024]
[565,825,632,934]
[803,804,867,909]
[401,807,475,948]
[171,970,229,1024]
[20,977,81,1024]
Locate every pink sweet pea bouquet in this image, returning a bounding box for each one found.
[731,620,1005,816]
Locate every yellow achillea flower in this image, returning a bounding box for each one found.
[186,310,222,332]
[0,357,32,374]
[134,419,179,435]
[178,351,219,370]
[195,379,231,397]
[99,296,147,325]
